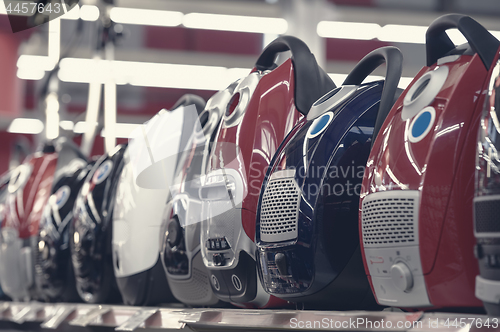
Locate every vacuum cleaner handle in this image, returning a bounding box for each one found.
[255,36,336,115]
[426,14,499,70]
[343,46,403,144]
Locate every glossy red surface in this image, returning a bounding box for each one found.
[360,52,492,308]
[5,152,57,239]
[209,58,302,241]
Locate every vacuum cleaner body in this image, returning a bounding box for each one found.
[35,161,91,302]
[474,52,500,315]
[71,144,127,303]
[256,46,402,309]
[162,88,234,306]
[200,36,335,307]
[112,95,206,306]
[112,149,175,305]
[1,139,86,301]
[360,14,499,309]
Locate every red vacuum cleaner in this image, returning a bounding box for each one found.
[200,36,335,308]
[0,138,87,301]
[359,14,499,310]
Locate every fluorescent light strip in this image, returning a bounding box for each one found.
[378,24,428,44]
[317,21,381,40]
[318,21,500,45]
[59,121,74,130]
[101,123,141,139]
[183,12,288,34]
[8,119,44,135]
[55,57,251,90]
[45,93,60,139]
[48,18,61,68]
[16,67,45,80]
[99,7,288,32]
[74,121,98,134]
[110,7,182,27]
[79,5,99,21]
[62,4,80,20]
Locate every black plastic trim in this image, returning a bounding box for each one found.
[343,46,403,144]
[426,14,500,70]
[255,36,336,115]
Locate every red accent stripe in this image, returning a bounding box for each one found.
[326,38,391,61]
[145,26,262,55]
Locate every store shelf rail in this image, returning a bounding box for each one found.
[0,301,496,332]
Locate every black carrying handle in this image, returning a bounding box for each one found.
[255,36,336,115]
[343,46,403,144]
[426,14,499,70]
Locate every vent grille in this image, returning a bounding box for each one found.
[361,191,419,248]
[474,196,500,235]
[169,252,217,305]
[260,173,300,243]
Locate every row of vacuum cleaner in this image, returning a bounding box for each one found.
[0,12,500,315]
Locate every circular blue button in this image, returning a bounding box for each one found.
[411,111,432,138]
[97,165,109,180]
[310,114,330,136]
[56,192,66,205]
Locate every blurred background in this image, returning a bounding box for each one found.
[0,0,499,175]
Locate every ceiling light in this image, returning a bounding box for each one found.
[317,21,381,40]
[378,24,427,44]
[62,4,79,20]
[80,5,99,21]
[74,121,98,134]
[60,121,74,131]
[17,55,56,71]
[8,119,44,135]
[110,7,183,27]
[318,21,500,45]
[183,13,287,34]
[55,57,251,90]
[101,123,141,139]
[45,93,60,140]
[16,68,45,80]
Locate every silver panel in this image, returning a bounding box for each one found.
[260,170,300,243]
[361,190,419,248]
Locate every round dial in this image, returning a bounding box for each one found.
[390,262,414,292]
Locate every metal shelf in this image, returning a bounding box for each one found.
[0,301,494,332]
